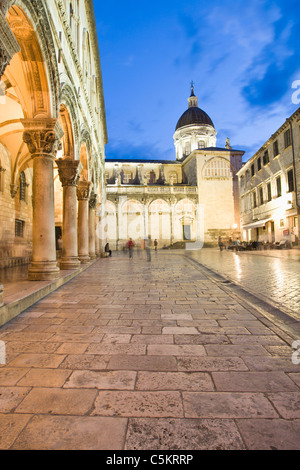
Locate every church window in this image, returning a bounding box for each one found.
[123,171,133,184]
[198,141,205,149]
[185,143,191,156]
[204,158,232,178]
[145,171,156,184]
[19,172,27,202]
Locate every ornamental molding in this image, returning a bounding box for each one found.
[77,180,91,201]
[56,157,81,187]
[89,192,98,210]
[22,118,59,157]
[0,9,21,77]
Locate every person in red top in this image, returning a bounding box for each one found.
[126,238,135,258]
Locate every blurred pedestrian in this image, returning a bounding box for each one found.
[127,238,135,258]
[105,242,112,257]
[218,236,223,252]
[154,239,158,252]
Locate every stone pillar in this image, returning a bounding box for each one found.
[77,180,91,264]
[89,192,98,260]
[56,157,81,270]
[22,119,60,281]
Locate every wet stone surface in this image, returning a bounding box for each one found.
[0,251,299,450]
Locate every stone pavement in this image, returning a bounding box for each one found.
[0,252,299,450]
[187,248,300,320]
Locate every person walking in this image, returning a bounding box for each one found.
[218,236,223,252]
[127,238,135,258]
[105,242,112,257]
[154,239,158,252]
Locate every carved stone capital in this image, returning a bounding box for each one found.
[56,157,81,187]
[89,192,98,210]
[77,180,92,201]
[22,119,59,158]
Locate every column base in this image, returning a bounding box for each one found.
[79,255,91,264]
[89,254,97,260]
[28,262,60,281]
[60,258,81,270]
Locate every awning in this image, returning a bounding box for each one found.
[242,218,273,230]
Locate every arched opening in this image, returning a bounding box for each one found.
[0,5,53,269]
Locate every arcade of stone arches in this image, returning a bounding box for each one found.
[0,1,107,280]
[106,197,198,250]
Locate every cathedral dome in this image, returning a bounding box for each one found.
[176,106,214,131]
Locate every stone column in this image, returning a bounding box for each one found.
[77,180,91,264]
[22,119,60,281]
[56,157,81,270]
[89,192,98,260]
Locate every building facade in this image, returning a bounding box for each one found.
[237,107,300,245]
[0,0,107,281]
[105,85,244,250]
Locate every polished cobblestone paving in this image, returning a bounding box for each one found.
[187,248,300,319]
[0,252,299,450]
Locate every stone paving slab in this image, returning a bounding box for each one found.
[0,252,299,450]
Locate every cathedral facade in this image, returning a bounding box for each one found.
[0,0,107,281]
[105,85,244,249]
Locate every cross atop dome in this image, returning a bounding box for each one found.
[188,82,198,108]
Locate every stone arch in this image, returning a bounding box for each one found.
[6,0,60,118]
[59,83,80,159]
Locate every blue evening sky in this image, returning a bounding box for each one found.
[94,0,300,162]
